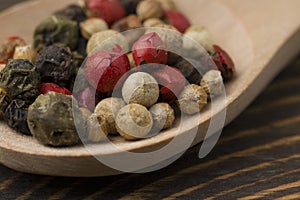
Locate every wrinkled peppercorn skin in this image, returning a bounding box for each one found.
[84,45,130,93]
[4,99,31,135]
[0,59,39,115]
[132,32,168,67]
[33,16,79,51]
[27,92,83,147]
[150,66,186,104]
[212,45,235,81]
[35,45,75,85]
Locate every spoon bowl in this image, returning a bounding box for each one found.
[0,0,299,176]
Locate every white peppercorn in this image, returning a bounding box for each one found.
[143,18,165,27]
[122,72,159,108]
[80,18,108,40]
[94,97,126,134]
[183,26,215,54]
[86,30,129,54]
[150,103,175,131]
[116,103,153,140]
[200,70,224,99]
[86,113,110,142]
[137,0,164,21]
[177,84,208,115]
[156,0,177,10]
[13,45,35,63]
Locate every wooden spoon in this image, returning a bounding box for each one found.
[0,0,299,177]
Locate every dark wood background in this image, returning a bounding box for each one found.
[0,1,300,199]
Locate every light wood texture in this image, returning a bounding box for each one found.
[0,0,299,177]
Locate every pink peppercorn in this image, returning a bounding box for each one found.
[164,10,191,33]
[87,0,126,25]
[84,45,130,93]
[39,83,72,95]
[150,66,186,104]
[132,32,168,67]
[212,44,235,80]
[76,86,104,111]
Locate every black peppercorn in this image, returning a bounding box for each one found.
[4,99,31,135]
[33,15,79,51]
[35,44,75,85]
[0,59,39,114]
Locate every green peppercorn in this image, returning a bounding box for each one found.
[54,4,87,24]
[0,59,39,115]
[27,92,83,147]
[4,99,31,135]
[33,15,79,51]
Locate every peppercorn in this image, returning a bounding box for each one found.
[86,30,129,54]
[3,99,31,135]
[35,44,75,84]
[136,0,164,21]
[120,0,141,15]
[145,25,183,65]
[75,36,88,58]
[0,59,39,114]
[143,18,165,27]
[156,0,176,10]
[76,86,104,111]
[27,92,82,147]
[150,66,186,104]
[87,0,126,25]
[111,15,144,48]
[174,58,209,84]
[212,45,235,81]
[200,70,223,99]
[0,36,26,64]
[149,102,175,132]
[13,45,35,63]
[183,26,215,54]
[132,32,168,66]
[39,83,72,95]
[33,15,79,51]
[71,67,90,96]
[54,4,87,24]
[0,64,5,72]
[86,113,110,142]
[85,45,130,93]
[164,10,191,33]
[177,84,208,115]
[80,18,108,40]
[112,15,142,32]
[94,97,125,134]
[116,103,153,140]
[122,72,159,107]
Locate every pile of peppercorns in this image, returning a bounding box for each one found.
[0,0,235,147]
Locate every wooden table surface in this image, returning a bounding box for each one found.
[0,1,300,199]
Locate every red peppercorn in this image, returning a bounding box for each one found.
[39,83,72,95]
[212,45,235,80]
[87,0,126,25]
[0,36,26,64]
[150,66,186,104]
[164,10,191,33]
[84,45,130,93]
[132,32,168,67]
[76,86,104,111]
